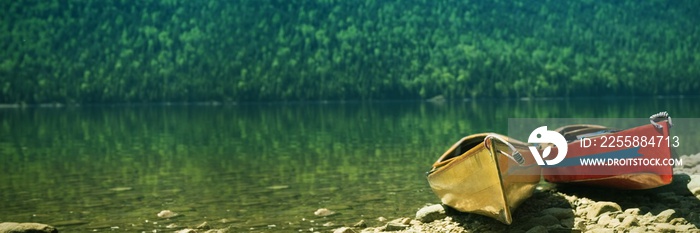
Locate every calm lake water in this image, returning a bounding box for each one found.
[1,98,699,232]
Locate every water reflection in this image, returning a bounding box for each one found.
[0,98,697,231]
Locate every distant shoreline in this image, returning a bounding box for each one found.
[1,95,698,108]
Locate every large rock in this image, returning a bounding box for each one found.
[0,222,58,233]
[619,215,639,228]
[654,209,677,223]
[415,204,446,223]
[689,175,700,195]
[586,202,622,219]
[596,213,614,227]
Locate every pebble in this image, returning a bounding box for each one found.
[687,175,700,190]
[564,195,578,203]
[205,228,232,233]
[384,222,409,231]
[574,219,587,231]
[682,154,700,166]
[691,187,700,196]
[109,187,133,192]
[314,208,335,217]
[619,215,639,228]
[333,226,356,233]
[157,210,179,218]
[266,185,289,190]
[415,204,446,223]
[623,208,641,215]
[608,218,621,227]
[352,220,366,228]
[586,202,621,219]
[596,213,613,226]
[587,228,614,233]
[669,217,687,225]
[654,223,679,233]
[674,225,698,232]
[628,227,647,233]
[392,218,412,225]
[175,229,196,233]
[654,209,677,223]
[195,221,210,230]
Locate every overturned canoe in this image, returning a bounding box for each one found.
[427,133,541,224]
[542,112,674,189]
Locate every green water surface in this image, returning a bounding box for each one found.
[1,98,698,232]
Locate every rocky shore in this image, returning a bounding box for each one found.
[351,179,699,233]
[3,154,698,233]
[340,153,700,233]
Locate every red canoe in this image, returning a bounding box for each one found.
[541,112,675,189]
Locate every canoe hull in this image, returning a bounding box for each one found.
[543,121,673,189]
[427,134,541,224]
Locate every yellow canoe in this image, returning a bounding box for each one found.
[427,133,542,224]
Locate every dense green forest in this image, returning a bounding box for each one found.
[1,0,699,103]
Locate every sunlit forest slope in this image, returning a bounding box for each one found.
[1,0,699,103]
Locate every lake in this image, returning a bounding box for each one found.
[1,98,698,232]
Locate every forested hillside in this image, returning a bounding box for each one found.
[1,0,699,103]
